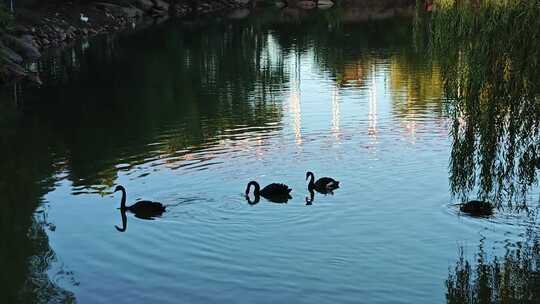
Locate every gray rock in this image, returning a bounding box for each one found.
[13,25,30,34]
[1,61,27,81]
[275,1,287,8]
[297,0,316,9]
[134,0,154,11]
[26,73,43,85]
[232,0,251,5]
[94,2,120,8]
[95,2,144,18]
[154,0,170,11]
[3,35,41,60]
[227,9,250,19]
[0,43,23,64]
[317,0,334,9]
[121,6,144,18]
[21,35,39,49]
[67,26,77,37]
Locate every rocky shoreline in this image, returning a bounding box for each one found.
[0,0,252,85]
[0,0,418,86]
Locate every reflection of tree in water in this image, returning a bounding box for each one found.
[389,55,444,115]
[17,17,289,191]
[431,0,540,206]
[311,18,413,86]
[0,101,74,303]
[292,11,444,114]
[21,214,77,304]
[0,18,297,299]
[386,1,445,117]
[0,15,295,301]
[23,8,445,192]
[446,230,540,303]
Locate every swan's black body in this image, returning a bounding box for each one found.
[114,185,166,219]
[459,200,494,216]
[306,171,339,194]
[245,181,292,203]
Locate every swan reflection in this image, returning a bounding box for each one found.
[115,209,128,232]
[305,188,315,205]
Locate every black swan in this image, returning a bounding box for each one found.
[114,185,166,219]
[459,200,494,216]
[245,181,292,203]
[306,171,339,194]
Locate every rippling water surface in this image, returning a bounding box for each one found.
[1,6,539,304]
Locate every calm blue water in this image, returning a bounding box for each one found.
[1,7,538,304]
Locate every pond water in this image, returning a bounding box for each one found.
[1,5,539,304]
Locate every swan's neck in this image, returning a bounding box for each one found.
[247,194,260,205]
[120,188,127,209]
[307,173,315,188]
[247,181,260,195]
